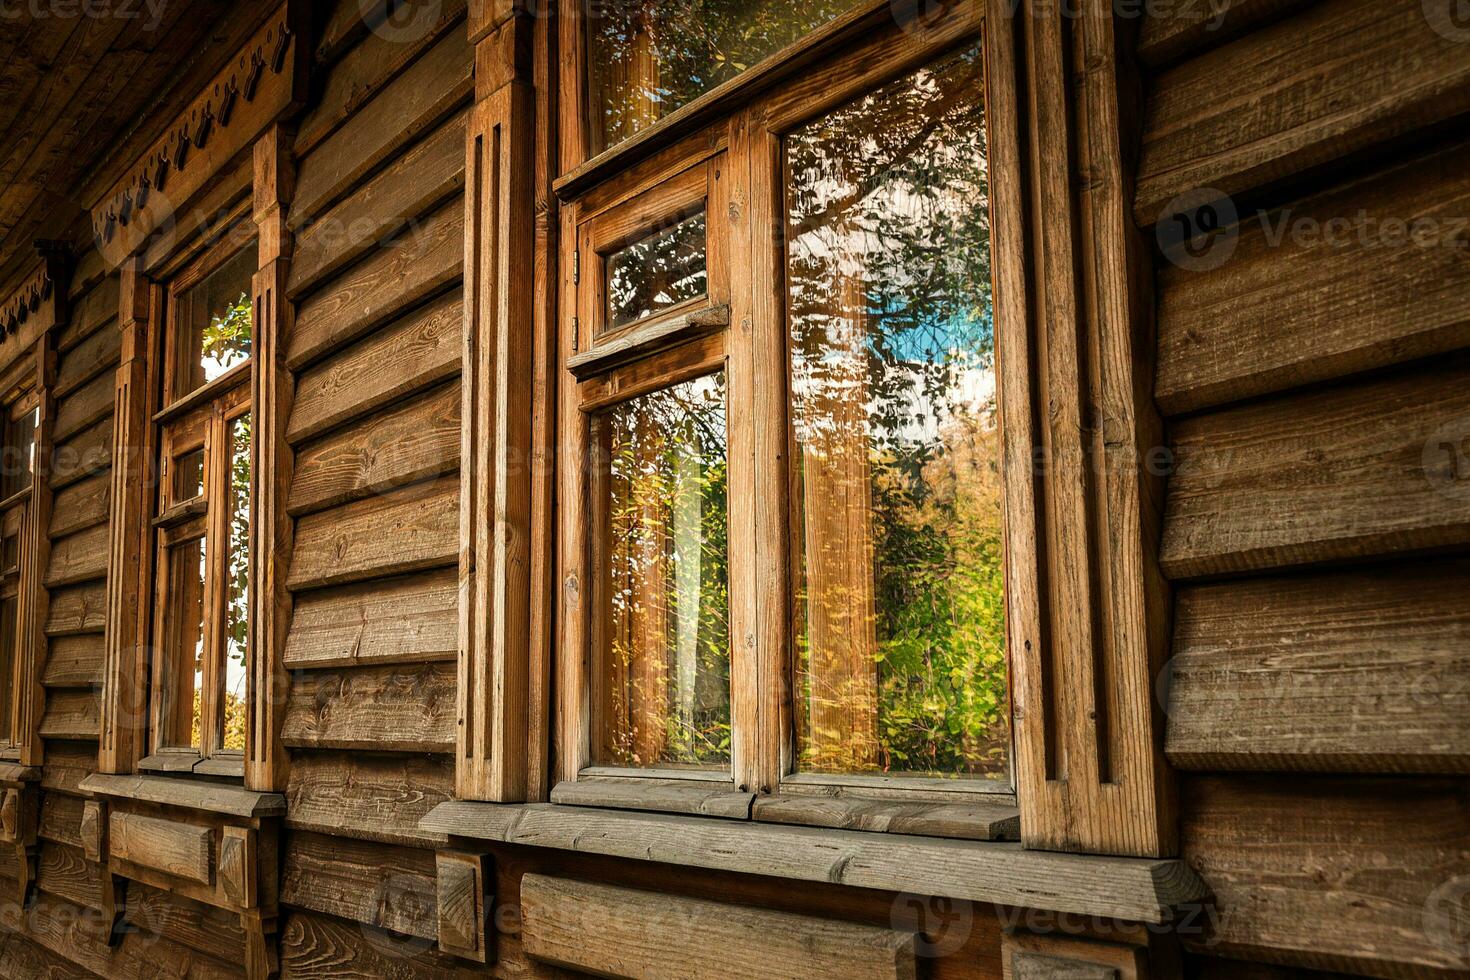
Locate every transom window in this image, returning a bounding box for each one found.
[560,1,1005,823]
[148,235,255,773]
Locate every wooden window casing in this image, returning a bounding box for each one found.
[0,382,38,758]
[554,0,1007,818]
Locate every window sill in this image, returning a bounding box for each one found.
[419,801,1209,925]
[78,773,285,819]
[0,761,37,783]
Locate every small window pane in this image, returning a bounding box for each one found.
[587,0,864,153]
[0,596,15,745]
[606,209,708,332]
[786,47,1006,780]
[1,530,18,578]
[592,373,729,769]
[222,413,251,752]
[172,246,255,400]
[2,407,37,499]
[162,537,208,750]
[173,448,205,503]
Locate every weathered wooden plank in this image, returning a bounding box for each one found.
[285,751,453,847]
[281,662,456,754]
[422,802,1209,925]
[43,523,110,588]
[0,928,96,980]
[552,779,754,820]
[57,275,118,353]
[752,795,1021,841]
[1181,775,1470,975]
[109,812,213,885]
[41,633,104,689]
[280,909,487,979]
[78,774,286,818]
[293,27,472,224]
[1155,140,1470,416]
[44,582,107,637]
[287,381,460,517]
[290,109,467,298]
[521,874,917,979]
[1135,0,1470,223]
[1161,358,1470,579]
[39,690,99,741]
[38,792,84,848]
[295,0,466,156]
[52,372,113,443]
[39,741,96,797]
[1165,562,1470,773]
[49,415,112,490]
[280,832,437,941]
[288,288,462,445]
[288,199,464,370]
[36,842,102,911]
[125,883,247,965]
[287,476,458,591]
[49,472,110,540]
[54,321,121,400]
[283,568,457,670]
[1136,0,1313,68]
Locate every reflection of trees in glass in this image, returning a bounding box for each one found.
[599,374,730,768]
[202,292,252,383]
[606,210,708,330]
[788,46,1007,779]
[223,412,251,751]
[588,0,862,149]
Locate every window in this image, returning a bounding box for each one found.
[0,388,35,755]
[559,1,1003,825]
[149,236,255,773]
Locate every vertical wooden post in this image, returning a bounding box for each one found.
[458,9,538,802]
[247,124,297,793]
[99,260,158,774]
[988,0,1175,857]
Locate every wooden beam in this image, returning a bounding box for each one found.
[435,850,489,963]
[987,0,1174,856]
[458,11,536,803]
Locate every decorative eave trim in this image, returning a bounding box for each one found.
[89,2,309,261]
[0,244,72,345]
[0,264,54,339]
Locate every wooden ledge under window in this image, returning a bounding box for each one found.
[0,762,40,784]
[78,773,286,819]
[420,801,1210,925]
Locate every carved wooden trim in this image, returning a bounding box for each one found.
[0,773,38,910]
[987,0,1175,857]
[90,2,311,262]
[436,850,491,962]
[458,13,537,802]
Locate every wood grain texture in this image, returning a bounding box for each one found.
[280,832,437,941]
[521,874,918,980]
[435,851,486,961]
[1181,775,1470,975]
[49,415,112,490]
[38,792,84,849]
[1166,562,1470,773]
[288,199,464,371]
[290,110,467,299]
[550,779,754,819]
[51,372,113,443]
[109,812,213,885]
[35,842,102,911]
[293,27,473,224]
[38,742,95,797]
[752,795,1021,841]
[287,381,460,517]
[422,802,1209,924]
[285,751,453,847]
[1135,0,1313,68]
[1161,357,1470,579]
[48,473,110,540]
[288,288,462,445]
[43,523,109,588]
[43,583,106,637]
[288,476,459,591]
[38,690,99,741]
[283,568,458,670]
[281,662,457,754]
[78,774,285,818]
[57,276,118,354]
[279,908,488,979]
[1155,139,1470,416]
[1135,0,1470,223]
[53,323,121,400]
[41,634,104,689]
[125,883,248,965]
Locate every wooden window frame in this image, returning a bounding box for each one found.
[0,382,38,759]
[141,232,257,777]
[553,0,1010,823]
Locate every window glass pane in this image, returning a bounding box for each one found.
[592,373,729,769]
[173,448,205,503]
[0,595,15,745]
[606,209,708,331]
[222,413,251,751]
[1,529,18,578]
[163,537,208,750]
[172,246,255,400]
[2,407,37,499]
[587,0,864,153]
[786,46,1006,781]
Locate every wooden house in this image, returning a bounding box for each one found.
[0,0,1465,976]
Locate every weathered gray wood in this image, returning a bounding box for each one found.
[49,472,110,540]
[285,751,452,847]
[41,634,104,689]
[551,778,754,820]
[1155,139,1470,416]
[281,662,456,754]
[280,832,437,941]
[44,582,107,637]
[1135,0,1312,68]
[38,690,99,741]
[288,288,462,445]
[283,568,457,670]
[1166,562,1470,773]
[1161,358,1470,579]
[521,874,918,980]
[421,802,1209,924]
[43,524,110,588]
[752,795,1020,841]
[288,476,458,591]
[109,811,213,885]
[77,774,286,818]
